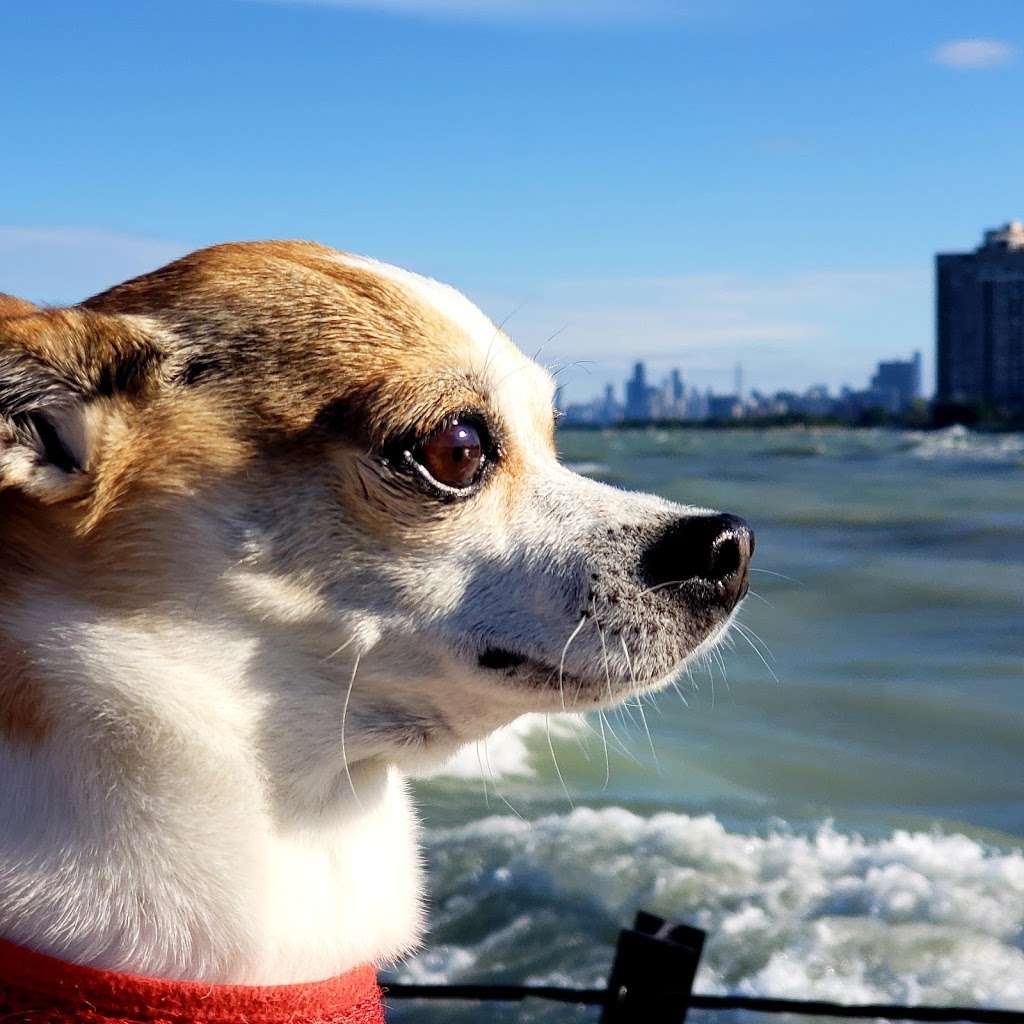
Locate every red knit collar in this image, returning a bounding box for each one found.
[0,938,385,1023]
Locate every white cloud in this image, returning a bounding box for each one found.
[0,227,189,306]
[467,269,930,399]
[932,39,1017,70]
[250,0,698,23]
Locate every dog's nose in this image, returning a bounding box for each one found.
[640,513,754,610]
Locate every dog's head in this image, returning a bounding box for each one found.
[0,242,751,774]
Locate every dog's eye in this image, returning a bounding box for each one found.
[417,419,485,489]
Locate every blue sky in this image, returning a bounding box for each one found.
[3,1,1024,400]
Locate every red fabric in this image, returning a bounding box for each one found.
[0,938,385,1023]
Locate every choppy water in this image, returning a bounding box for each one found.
[387,427,1024,1022]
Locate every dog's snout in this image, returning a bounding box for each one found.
[640,513,754,609]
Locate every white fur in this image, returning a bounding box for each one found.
[0,597,423,983]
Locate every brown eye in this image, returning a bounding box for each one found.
[418,420,485,489]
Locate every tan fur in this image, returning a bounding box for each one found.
[0,240,540,630]
[1,307,163,399]
[85,241,495,444]
[0,639,51,746]
[0,294,40,319]
[1,244,525,514]
[0,242,547,563]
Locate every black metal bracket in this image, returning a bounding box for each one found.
[599,911,707,1023]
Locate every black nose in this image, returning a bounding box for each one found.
[640,513,754,610]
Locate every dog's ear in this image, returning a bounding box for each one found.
[0,301,164,503]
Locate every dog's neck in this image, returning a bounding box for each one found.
[0,574,425,985]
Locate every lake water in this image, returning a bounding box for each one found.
[387,426,1024,1022]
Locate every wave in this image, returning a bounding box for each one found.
[395,808,1024,1009]
[567,427,1024,468]
[428,714,587,780]
[904,426,1024,465]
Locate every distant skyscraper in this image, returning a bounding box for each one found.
[937,222,1024,407]
[670,368,684,404]
[871,352,921,412]
[600,383,622,424]
[625,361,654,420]
[708,393,743,420]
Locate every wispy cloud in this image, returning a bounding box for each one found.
[0,227,189,306]
[932,38,1017,70]
[247,0,703,23]
[469,269,929,397]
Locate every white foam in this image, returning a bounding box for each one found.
[429,714,587,780]
[398,808,1024,1008]
[907,425,1024,465]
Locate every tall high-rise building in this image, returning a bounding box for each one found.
[624,361,654,420]
[937,222,1024,407]
[871,352,921,412]
[670,368,685,404]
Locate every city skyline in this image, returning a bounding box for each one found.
[560,349,923,425]
[563,219,1024,423]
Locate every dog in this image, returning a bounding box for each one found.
[0,242,752,995]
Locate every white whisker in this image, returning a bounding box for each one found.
[598,709,639,764]
[596,710,611,789]
[558,615,589,711]
[636,577,691,598]
[549,357,593,381]
[545,714,574,809]
[749,567,802,585]
[732,619,780,683]
[619,637,659,768]
[340,652,362,807]
[483,304,521,376]
[732,617,776,661]
[619,636,638,691]
[322,635,357,663]
[475,741,490,808]
[712,645,730,694]
[670,676,690,707]
[634,699,660,769]
[481,739,526,821]
[592,605,614,703]
[535,323,569,363]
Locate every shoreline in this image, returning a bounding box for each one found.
[558,419,1024,434]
